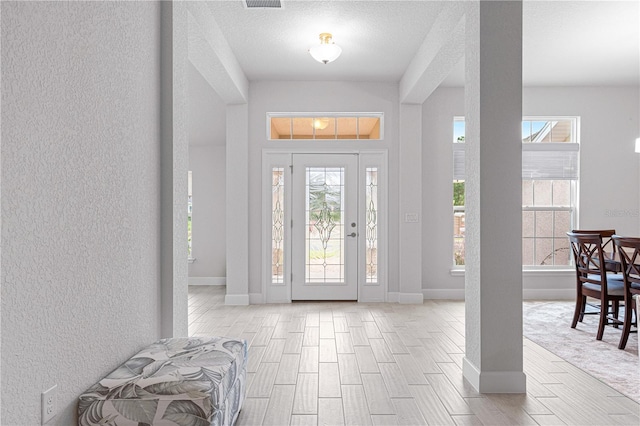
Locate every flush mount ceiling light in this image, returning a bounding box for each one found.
[309,33,342,64]
[312,118,330,130]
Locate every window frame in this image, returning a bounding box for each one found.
[261,149,388,303]
[451,116,580,270]
[267,112,384,141]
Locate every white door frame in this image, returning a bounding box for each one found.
[291,153,359,300]
[261,149,388,303]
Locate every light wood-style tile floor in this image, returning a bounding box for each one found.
[188,286,640,425]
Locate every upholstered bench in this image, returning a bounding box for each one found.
[78,336,247,426]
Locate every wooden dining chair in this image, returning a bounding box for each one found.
[567,232,625,340]
[571,229,618,264]
[612,235,640,349]
[570,229,622,313]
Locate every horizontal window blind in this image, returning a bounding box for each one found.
[453,143,578,180]
[453,143,465,180]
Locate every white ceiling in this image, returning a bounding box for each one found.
[206,0,639,86]
[208,0,443,81]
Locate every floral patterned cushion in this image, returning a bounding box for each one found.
[78,337,248,426]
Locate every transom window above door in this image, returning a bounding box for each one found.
[268,113,383,140]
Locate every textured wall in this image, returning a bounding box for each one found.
[1,2,162,424]
[463,0,524,383]
[187,2,248,104]
[420,86,640,299]
[248,81,400,297]
[187,61,226,147]
[398,104,423,301]
[188,145,227,279]
[187,62,227,280]
[160,0,189,339]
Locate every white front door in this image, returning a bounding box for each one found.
[291,154,359,300]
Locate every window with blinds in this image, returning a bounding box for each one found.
[452,117,579,268]
[453,118,579,181]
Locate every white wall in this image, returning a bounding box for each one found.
[422,86,640,299]
[160,0,189,340]
[1,2,163,423]
[248,81,400,297]
[188,61,227,282]
[189,146,227,280]
[187,61,226,146]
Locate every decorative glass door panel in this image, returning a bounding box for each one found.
[365,168,378,283]
[292,154,358,300]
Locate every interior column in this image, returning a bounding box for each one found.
[161,0,189,337]
[398,104,424,304]
[463,0,525,392]
[225,104,250,305]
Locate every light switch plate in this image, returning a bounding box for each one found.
[404,213,419,223]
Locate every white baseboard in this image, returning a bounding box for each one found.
[397,292,424,304]
[359,297,386,303]
[387,292,426,304]
[421,288,574,301]
[423,289,465,300]
[249,293,264,304]
[225,294,249,305]
[463,357,526,393]
[188,277,226,286]
[245,289,572,305]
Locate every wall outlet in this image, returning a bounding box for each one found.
[41,385,57,425]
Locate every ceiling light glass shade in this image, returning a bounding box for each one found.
[312,118,330,130]
[309,33,342,64]
[636,138,640,153]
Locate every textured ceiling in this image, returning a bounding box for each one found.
[207,0,443,81]
[206,0,639,86]
[524,0,639,86]
[443,0,640,86]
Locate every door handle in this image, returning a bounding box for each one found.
[348,232,357,237]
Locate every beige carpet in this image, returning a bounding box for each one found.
[523,301,639,402]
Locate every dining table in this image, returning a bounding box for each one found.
[604,252,623,273]
[603,251,640,274]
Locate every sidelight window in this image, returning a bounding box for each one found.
[272,168,285,284]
